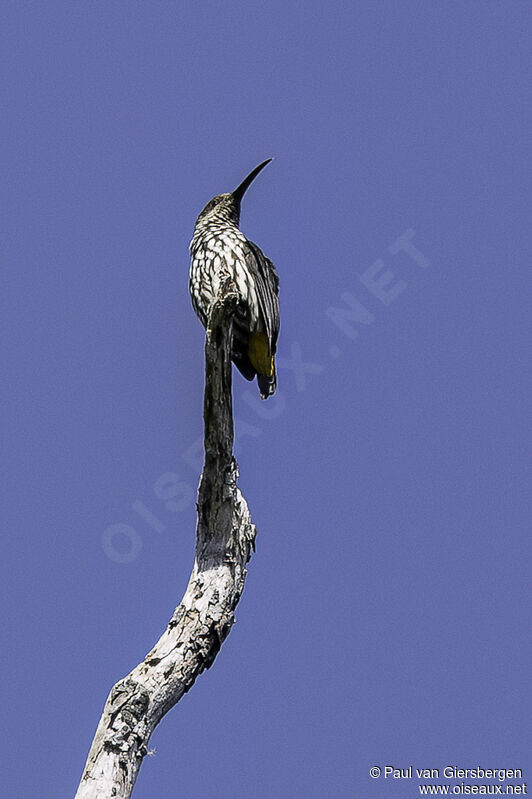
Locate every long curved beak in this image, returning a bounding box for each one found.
[232,158,273,204]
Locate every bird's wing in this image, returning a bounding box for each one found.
[244,240,280,351]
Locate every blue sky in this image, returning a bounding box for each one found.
[2,3,531,797]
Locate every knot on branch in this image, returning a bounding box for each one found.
[206,278,240,338]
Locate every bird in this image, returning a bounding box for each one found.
[189,159,280,399]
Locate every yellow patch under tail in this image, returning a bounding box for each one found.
[248,332,274,376]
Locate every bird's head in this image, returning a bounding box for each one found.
[195,192,239,225]
[195,159,273,227]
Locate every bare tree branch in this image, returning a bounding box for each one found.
[75,282,257,798]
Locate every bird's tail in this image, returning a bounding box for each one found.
[248,331,276,399]
[257,360,276,399]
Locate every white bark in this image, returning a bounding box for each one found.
[75,282,257,798]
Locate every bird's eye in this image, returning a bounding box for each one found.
[199,196,224,218]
